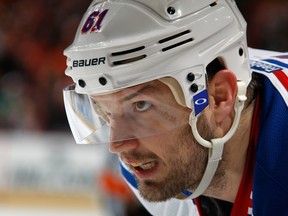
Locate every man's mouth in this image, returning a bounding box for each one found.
[127,160,159,179]
[131,161,156,170]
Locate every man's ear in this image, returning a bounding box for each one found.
[208,69,237,124]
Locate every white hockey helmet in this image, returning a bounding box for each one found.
[63,0,250,145]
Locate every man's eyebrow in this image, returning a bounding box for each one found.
[120,85,159,102]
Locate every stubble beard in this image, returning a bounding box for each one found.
[137,119,213,202]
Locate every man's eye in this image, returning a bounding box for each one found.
[135,101,152,112]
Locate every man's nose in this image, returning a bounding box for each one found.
[109,139,139,154]
[108,118,138,154]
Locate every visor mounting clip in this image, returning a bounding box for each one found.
[99,77,107,86]
[187,73,195,82]
[78,79,86,88]
[190,83,198,93]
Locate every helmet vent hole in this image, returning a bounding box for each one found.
[159,30,191,44]
[111,46,145,56]
[112,55,147,66]
[162,38,194,52]
[111,46,146,66]
[159,30,193,52]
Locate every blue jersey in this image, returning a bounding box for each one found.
[120,48,288,216]
[249,49,288,215]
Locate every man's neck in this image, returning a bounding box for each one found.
[204,102,255,202]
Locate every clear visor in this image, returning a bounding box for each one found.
[63,80,191,144]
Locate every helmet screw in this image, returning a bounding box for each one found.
[190,83,198,93]
[187,73,195,82]
[167,7,176,15]
[78,79,86,88]
[99,77,107,86]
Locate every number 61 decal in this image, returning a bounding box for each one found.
[81,9,109,34]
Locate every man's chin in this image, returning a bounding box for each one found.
[138,180,177,202]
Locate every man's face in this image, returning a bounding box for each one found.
[91,80,212,201]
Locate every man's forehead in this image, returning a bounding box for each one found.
[90,80,168,101]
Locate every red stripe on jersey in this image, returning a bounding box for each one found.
[194,198,204,216]
[274,70,288,91]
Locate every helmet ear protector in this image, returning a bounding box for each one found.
[63,0,251,198]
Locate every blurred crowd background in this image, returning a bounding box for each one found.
[0,0,91,131]
[0,0,287,215]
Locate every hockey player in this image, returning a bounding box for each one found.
[63,0,288,215]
